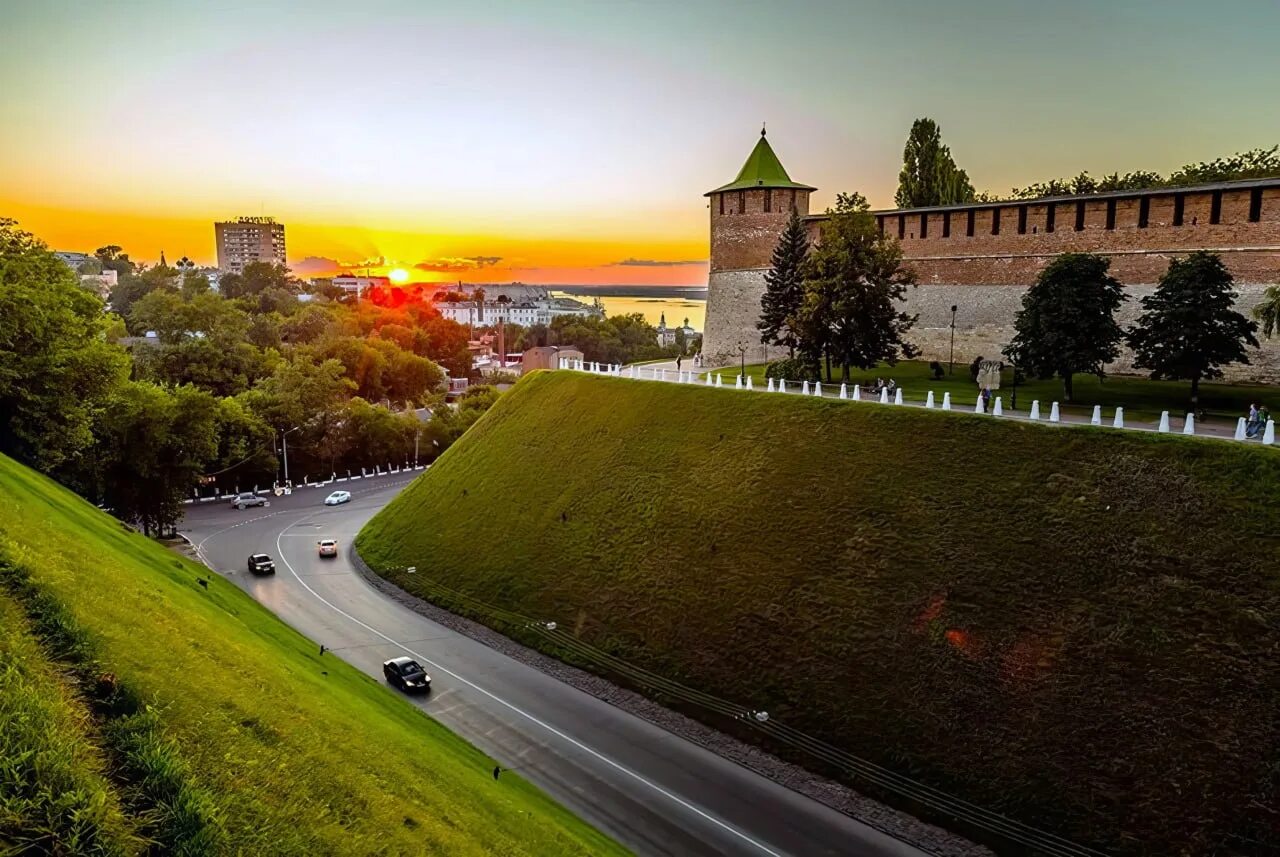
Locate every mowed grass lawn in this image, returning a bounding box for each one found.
[0,453,628,857]
[360,371,1280,857]
[705,359,1280,424]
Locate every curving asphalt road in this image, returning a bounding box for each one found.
[181,478,931,857]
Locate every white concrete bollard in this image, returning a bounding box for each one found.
[1158,411,1170,433]
[1234,417,1247,440]
[879,388,889,405]
[840,383,848,400]
[894,388,904,405]
[1113,407,1124,429]
[802,380,810,396]
[716,373,723,388]
[629,365,635,378]
[705,373,713,386]
[778,379,786,393]
[814,382,823,397]
[1090,405,1101,425]
[1049,402,1060,422]
[767,377,775,393]
[1029,400,1040,420]
[746,376,754,391]
[1264,419,1276,445]
[975,396,985,414]
[852,384,861,401]
[925,391,934,408]
[993,396,1003,416]
[1183,413,1195,435]
[735,374,742,390]
[942,392,951,411]
[660,369,667,382]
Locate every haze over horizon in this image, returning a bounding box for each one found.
[4,0,1278,285]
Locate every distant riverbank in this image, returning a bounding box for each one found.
[550,286,707,330]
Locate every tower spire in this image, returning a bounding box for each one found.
[761,122,766,137]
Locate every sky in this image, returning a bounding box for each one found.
[3,0,1279,285]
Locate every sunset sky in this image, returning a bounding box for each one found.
[3,0,1278,285]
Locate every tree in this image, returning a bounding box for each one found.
[1004,253,1126,401]
[0,219,129,471]
[94,245,136,276]
[1127,252,1258,408]
[895,118,975,209]
[1254,286,1280,339]
[794,193,918,382]
[758,209,809,356]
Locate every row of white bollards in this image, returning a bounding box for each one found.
[592,362,1279,446]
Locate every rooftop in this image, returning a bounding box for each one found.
[706,129,816,196]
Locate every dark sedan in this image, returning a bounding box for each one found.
[247,553,275,575]
[382,656,431,693]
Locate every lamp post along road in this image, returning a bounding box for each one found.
[948,304,957,375]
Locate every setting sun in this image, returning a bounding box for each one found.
[388,267,410,283]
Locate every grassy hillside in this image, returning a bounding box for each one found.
[0,452,627,856]
[359,371,1280,856]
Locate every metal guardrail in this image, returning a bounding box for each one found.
[381,567,1110,857]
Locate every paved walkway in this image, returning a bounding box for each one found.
[607,362,1274,446]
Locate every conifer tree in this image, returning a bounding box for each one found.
[757,208,809,357]
[1127,251,1258,409]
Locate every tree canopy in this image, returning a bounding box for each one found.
[1003,253,1126,401]
[794,193,918,381]
[1126,251,1258,406]
[758,209,809,356]
[895,118,976,208]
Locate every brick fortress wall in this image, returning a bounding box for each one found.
[704,180,1280,382]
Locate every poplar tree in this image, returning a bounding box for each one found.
[895,118,976,209]
[757,208,809,357]
[1127,252,1258,409]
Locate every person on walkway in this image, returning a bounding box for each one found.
[676,354,682,372]
[1259,404,1272,430]
[886,379,898,396]
[981,386,992,410]
[1246,403,1261,438]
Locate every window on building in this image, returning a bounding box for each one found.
[1045,203,1056,233]
[1249,188,1263,222]
[898,215,905,240]
[1075,200,1086,231]
[943,211,951,238]
[1017,205,1028,234]
[719,194,724,216]
[1105,199,1116,230]
[1173,193,1184,226]
[991,208,1001,235]
[1210,190,1222,224]
[764,189,772,214]
[738,190,746,215]
[920,213,928,239]
[966,209,975,237]
[1138,197,1150,228]
[876,216,885,236]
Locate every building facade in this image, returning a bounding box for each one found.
[700,132,1280,381]
[214,217,286,274]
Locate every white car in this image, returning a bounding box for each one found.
[324,490,351,506]
[317,538,338,558]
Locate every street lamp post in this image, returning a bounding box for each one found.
[280,425,301,486]
[737,341,747,382]
[948,304,958,375]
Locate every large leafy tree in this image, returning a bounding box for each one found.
[795,193,918,382]
[758,209,809,356]
[0,219,130,471]
[895,118,975,209]
[1127,252,1258,408]
[1004,253,1126,401]
[1254,286,1280,340]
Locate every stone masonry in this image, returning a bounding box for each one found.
[701,133,1280,382]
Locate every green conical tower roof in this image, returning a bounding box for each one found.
[705,128,815,196]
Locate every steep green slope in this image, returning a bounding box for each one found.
[359,371,1280,856]
[0,452,626,856]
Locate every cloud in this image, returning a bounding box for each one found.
[609,258,707,267]
[291,255,342,274]
[414,255,504,273]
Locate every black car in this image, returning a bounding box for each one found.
[382,656,431,693]
[247,553,275,575]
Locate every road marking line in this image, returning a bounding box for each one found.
[271,518,784,857]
